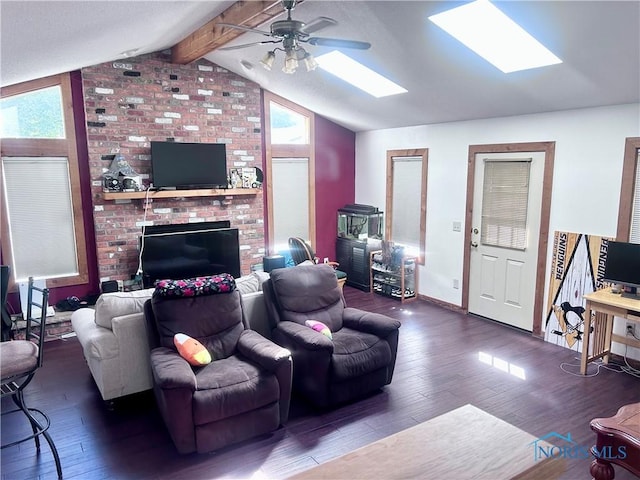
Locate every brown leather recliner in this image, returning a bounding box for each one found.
[144,277,292,454]
[263,264,401,409]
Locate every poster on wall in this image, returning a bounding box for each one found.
[544,231,611,351]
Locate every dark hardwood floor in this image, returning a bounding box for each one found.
[2,287,639,479]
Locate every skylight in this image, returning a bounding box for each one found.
[428,0,562,73]
[315,51,407,98]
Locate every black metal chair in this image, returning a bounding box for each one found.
[1,265,11,341]
[0,277,62,478]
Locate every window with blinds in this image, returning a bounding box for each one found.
[0,73,87,287]
[264,91,315,254]
[391,156,422,250]
[2,157,78,280]
[481,159,531,250]
[271,157,310,247]
[386,148,428,264]
[630,151,640,244]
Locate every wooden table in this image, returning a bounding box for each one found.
[590,403,640,480]
[581,289,640,375]
[288,404,565,480]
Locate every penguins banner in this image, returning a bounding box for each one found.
[544,231,611,350]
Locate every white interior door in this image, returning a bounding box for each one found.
[468,152,544,331]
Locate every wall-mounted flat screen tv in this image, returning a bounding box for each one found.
[151,141,227,189]
[603,241,640,294]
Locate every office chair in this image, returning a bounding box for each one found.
[287,237,347,287]
[0,277,62,479]
[288,237,335,266]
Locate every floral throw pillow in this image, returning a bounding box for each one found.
[154,274,236,298]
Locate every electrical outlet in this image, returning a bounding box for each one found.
[626,322,636,336]
[453,279,460,289]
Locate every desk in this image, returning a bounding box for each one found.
[581,289,640,375]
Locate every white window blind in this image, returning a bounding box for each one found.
[272,157,310,247]
[481,159,531,250]
[391,156,422,249]
[2,156,79,281]
[630,151,640,244]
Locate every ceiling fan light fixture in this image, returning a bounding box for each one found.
[283,50,298,74]
[260,51,276,71]
[218,1,371,75]
[303,52,318,72]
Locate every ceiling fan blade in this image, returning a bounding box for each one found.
[218,40,282,51]
[307,37,371,50]
[217,22,272,37]
[299,16,337,35]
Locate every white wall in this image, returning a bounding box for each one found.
[356,103,640,357]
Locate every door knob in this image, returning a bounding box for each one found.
[471,241,478,248]
[472,228,479,235]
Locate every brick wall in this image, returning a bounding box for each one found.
[82,51,264,282]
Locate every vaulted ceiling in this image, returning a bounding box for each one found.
[1,1,638,132]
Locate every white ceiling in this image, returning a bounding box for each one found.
[1,1,639,132]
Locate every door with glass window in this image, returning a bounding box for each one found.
[468,151,544,331]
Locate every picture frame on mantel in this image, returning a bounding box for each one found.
[229,167,262,189]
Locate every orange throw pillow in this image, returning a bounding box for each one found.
[173,333,212,366]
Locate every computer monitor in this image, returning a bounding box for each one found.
[603,241,640,297]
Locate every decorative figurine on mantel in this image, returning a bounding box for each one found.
[103,152,141,192]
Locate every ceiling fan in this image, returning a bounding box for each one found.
[217,0,371,73]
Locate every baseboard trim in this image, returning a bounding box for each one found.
[609,353,640,371]
[417,294,465,314]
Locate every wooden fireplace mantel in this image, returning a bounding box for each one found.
[103,188,261,200]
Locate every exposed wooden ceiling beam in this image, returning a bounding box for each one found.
[172,1,303,64]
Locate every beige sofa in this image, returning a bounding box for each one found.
[71,272,271,402]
